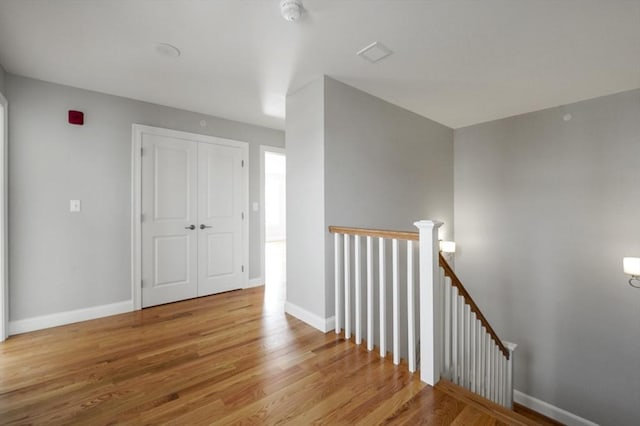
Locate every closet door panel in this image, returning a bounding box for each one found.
[197,143,244,296]
[141,134,198,307]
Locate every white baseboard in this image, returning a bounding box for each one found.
[514,390,598,426]
[246,277,264,288]
[284,301,334,333]
[9,300,133,335]
[325,315,335,332]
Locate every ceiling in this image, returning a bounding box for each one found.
[0,0,638,130]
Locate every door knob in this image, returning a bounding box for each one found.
[185,224,196,230]
[200,224,212,230]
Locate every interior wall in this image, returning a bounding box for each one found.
[285,76,454,326]
[454,88,640,425]
[285,78,326,319]
[6,73,284,321]
[324,76,454,317]
[0,64,5,93]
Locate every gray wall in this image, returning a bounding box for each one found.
[324,77,454,316]
[6,74,283,321]
[454,89,640,425]
[285,78,327,319]
[285,76,454,323]
[0,64,5,93]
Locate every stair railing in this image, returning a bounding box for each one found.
[329,225,420,371]
[330,220,517,408]
[437,246,516,407]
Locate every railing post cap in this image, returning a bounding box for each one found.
[504,341,518,352]
[413,220,444,230]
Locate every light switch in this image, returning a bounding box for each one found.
[252,202,259,212]
[70,200,81,212]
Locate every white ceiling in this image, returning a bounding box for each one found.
[0,0,638,130]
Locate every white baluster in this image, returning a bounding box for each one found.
[457,295,464,386]
[498,354,502,406]
[443,274,451,378]
[503,356,507,407]
[379,237,386,358]
[392,238,400,365]
[489,336,495,400]
[439,268,446,377]
[489,343,495,402]
[407,240,416,372]
[500,353,505,406]
[480,330,487,398]
[450,286,458,383]
[479,324,485,398]
[470,312,476,393]
[463,304,471,389]
[354,235,362,345]
[489,344,494,402]
[467,306,473,389]
[366,236,373,351]
[493,345,499,403]
[475,320,481,396]
[504,355,508,406]
[502,356,508,407]
[334,233,341,334]
[344,234,351,339]
[497,352,502,405]
[504,355,509,407]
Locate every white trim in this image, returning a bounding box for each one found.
[285,301,334,333]
[247,277,264,288]
[259,145,286,284]
[131,125,250,310]
[325,315,336,332]
[9,300,133,335]
[131,125,143,310]
[0,92,7,342]
[514,390,599,426]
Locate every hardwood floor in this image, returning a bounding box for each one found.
[1,287,539,425]
[513,403,564,426]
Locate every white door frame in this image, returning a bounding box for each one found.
[259,145,286,284]
[0,92,7,341]
[131,124,249,310]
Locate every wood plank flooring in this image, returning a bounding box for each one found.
[1,287,541,425]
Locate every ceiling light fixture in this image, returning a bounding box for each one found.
[439,241,456,254]
[280,0,303,22]
[155,43,181,58]
[357,41,393,63]
[623,257,640,288]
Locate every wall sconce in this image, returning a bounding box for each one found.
[623,257,640,288]
[439,240,456,254]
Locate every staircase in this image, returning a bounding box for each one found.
[329,220,518,412]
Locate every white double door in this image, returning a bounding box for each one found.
[141,131,247,308]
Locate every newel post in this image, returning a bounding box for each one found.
[505,341,518,408]
[414,220,444,386]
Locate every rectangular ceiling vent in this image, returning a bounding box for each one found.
[356,41,392,63]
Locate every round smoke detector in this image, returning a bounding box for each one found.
[155,43,181,58]
[281,0,303,22]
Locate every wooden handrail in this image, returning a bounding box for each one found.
[439,253,509,359]
[328,226,419,241]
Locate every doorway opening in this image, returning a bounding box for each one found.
[261,147,286,309]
